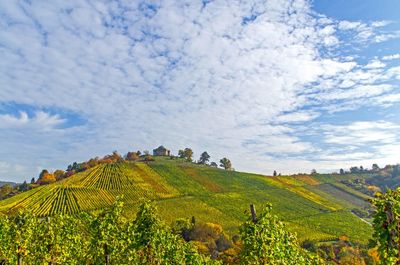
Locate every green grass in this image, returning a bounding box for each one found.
[0,158,374,243]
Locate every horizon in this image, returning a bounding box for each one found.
[1,0,400,182]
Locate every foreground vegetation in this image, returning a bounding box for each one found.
[0,158,374,244]
[0,200,323,265]
[1,149,399,263]
[1,185,399,265]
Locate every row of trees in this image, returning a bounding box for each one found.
[0,200,322,264]
[177,148,233,170]
[338,163,397,175]
[1,147,234,200]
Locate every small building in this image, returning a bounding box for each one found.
[153,146,170,156]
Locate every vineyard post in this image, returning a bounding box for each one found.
[17,246,22,265]
[47,217,55,265]
[104,243,110,265]
[250,204,257,224]
[48,244,54,265]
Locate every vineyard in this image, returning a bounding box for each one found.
[0,157,374,243]
[0,163,176,217]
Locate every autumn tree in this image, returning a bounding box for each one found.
[53,169,65,180]
[179,148,193,162]
[37,170,56,185]
[87,157,99,168]
[219,158,232,170]
[199,152,210,165]
[0,184,13,199]
[125,151,139,161]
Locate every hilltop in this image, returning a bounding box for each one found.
[0,181,17,187]
[0,156,376,244]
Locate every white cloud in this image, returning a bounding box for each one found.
[383,54,400,60]
[364,59,386,69]
[0,161,27,182]
[0,0,399,180]
[338,20,362,30]
[322,121,399,146]
[275,111,319,123]
[0,111,64,131]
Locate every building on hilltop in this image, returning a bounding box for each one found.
[153,146,171,156]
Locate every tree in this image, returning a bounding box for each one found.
[340,168,345,175]
[350,166,359,173]
[371,188,400,265]
[311,169,317,175]
[239,204,322,264]
[199,152,210,165]
[178,150,185,159]
[38,169,49,179]
[372,163,380,172]
[210,162,218,168]
[273,170,277,177]
[219,158,232,170]
[184,148,193,162]
[0,184,13,199]
[179,148,193,161]
[125,152,139,161]
[30,178,35,184]
[37,170,56,185]
[53,169,65,180]
[18,181,29,192]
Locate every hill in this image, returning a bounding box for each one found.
[0,181,17,187]
[0,157,373,243]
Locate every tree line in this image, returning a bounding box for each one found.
[0,147,233,200]
[177,148,232,170]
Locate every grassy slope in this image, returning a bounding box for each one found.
[0,157,372,243]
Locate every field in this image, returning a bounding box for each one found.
[0,157,373,243]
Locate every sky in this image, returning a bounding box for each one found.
[0,0,400,182]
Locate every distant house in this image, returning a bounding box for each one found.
[153,146,171,156]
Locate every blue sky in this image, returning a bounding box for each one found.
[0,0,400,182]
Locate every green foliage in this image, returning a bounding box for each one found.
[239,204,323,265]
[179,148,194,162]
[86,198,126,264]
[125,151,140,161]
[0,200,216,265]
[219,158,232,170]
[0,159,373,245]
[31,215,87,264]
[371,188,400,264]
[0,184,13,199]
[199,152,211,165]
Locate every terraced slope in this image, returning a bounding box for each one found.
[0,158,373,243]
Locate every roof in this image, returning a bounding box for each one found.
[154,145,168,151]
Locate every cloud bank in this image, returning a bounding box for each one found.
[0,0,399,181]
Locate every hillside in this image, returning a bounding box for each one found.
[0,157,373,243]
[0,181,17,187]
